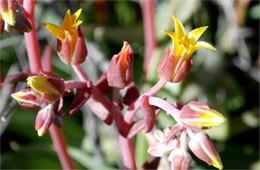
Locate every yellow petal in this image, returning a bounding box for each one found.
[11,91,38,106]
[188,26,208,41]
[172,16,185,38]
[164,30,179,55]
[1,8,15,26]
[27,76,61,96]
[37,126,46,137]
[185,107,225,127]
[42,23,64,40]
[61,9,73,30]
[72,8,82,23]
[72,20,82,28]
[189,41,216,56]
[211,156,223,170]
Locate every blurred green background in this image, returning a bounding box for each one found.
[0,0,259,169]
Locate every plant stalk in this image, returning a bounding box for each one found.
[23,1,74,169]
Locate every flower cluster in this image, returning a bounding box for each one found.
[5,4,226,169]
[146,17,225,169]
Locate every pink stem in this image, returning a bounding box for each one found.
[113,88,137,170]
[23,1,74,168]
[142,0,156,81]
[41,44,53,72]
[119,136,137,170]
[49,125,75,169]
[148,96,181,123]
[72,65,89,80]
[124,79,167,123]
[23,0,42,73]
[72,65,130,135]
[65,80,87,90]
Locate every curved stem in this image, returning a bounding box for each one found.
[113,88,137,170]
[148,96,181,124]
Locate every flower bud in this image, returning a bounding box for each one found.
[157,48,193,83]
[57,27,87,65]
[180,101,225,130]
[11,88,42,108]
[168,149,192,170]
[189,132,223,169]
[35,104,55,137]
[107,41,134,89]
[27,75,65,102]
[43,9,87,65]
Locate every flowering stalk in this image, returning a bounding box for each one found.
[112,88,137,169]
[142,0,156,81]
[22,1,74,169]
[23,0,41,73]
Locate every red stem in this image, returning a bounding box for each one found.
[23,1,74,169]
[113,88,137,170]
[119,136,137,170]
[23,0,42,73]
[49,125,75,169]
[142,0,156,81]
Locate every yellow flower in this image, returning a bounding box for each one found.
[42,9,84,64]
[164,16,216,60]
[0,6,15,26]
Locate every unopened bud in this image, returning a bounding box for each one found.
[27,75,65,102]
[35,104,55,137]
[180,101,225,130]
[189,132,223,169]
[107,41,134,88]
[11,88,42,108]
[168,149,192,170]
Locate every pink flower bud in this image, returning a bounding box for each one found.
[43,9,87,65]
[140,96,156,133]
[168,149,192,170]
[35,105,55,136]
[27,74,65,102]
[107,41,134,88]
[157,48,193,83]
[57,27,87,65]
[11,88,42,108]
[180,101,225,130]
[189,132,223,169]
